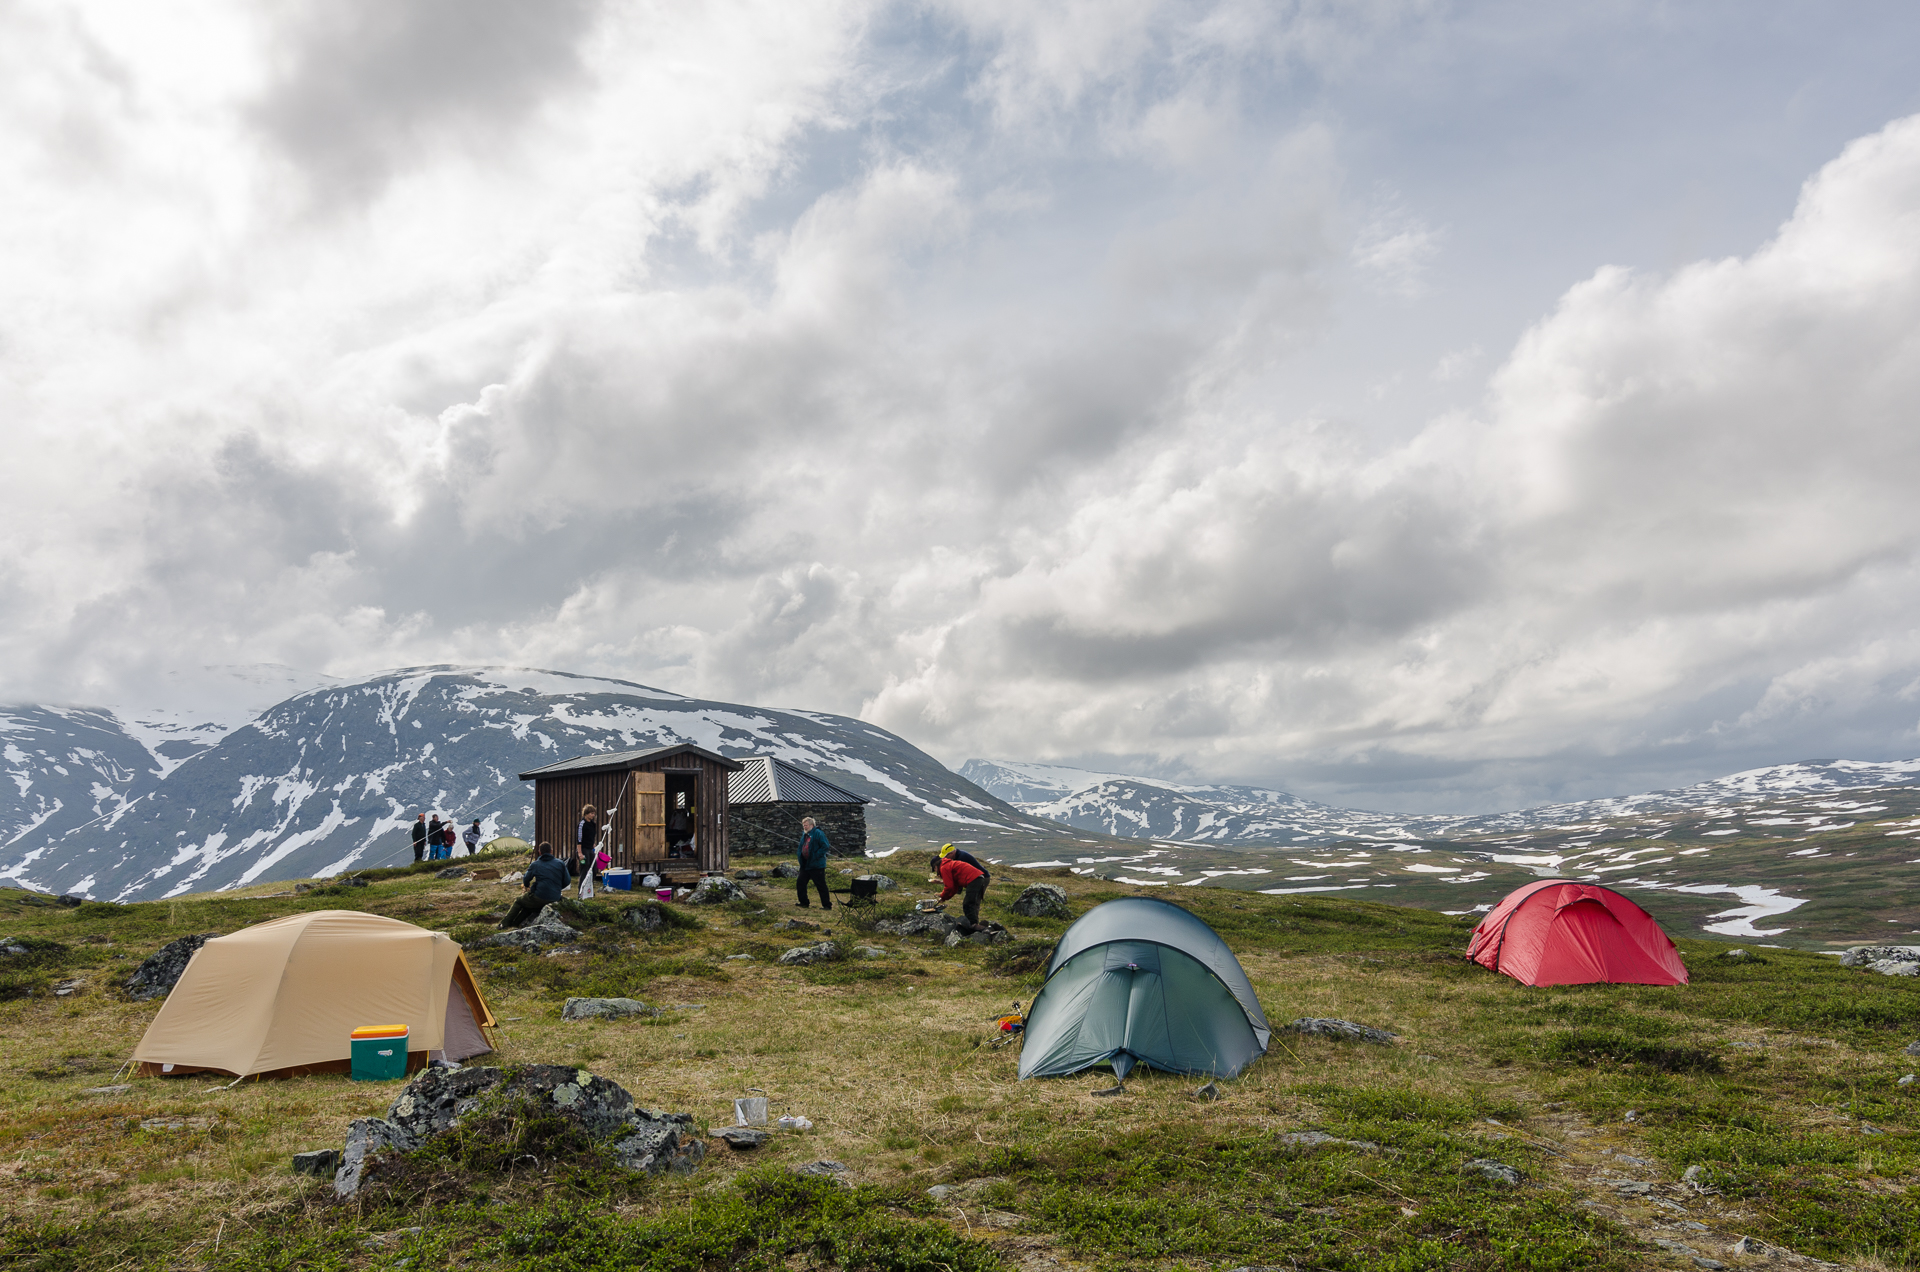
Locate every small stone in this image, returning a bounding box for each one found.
[791,1159,847,1177]
[778,918,820,932]
[1729,1236,1776,1257]
[1691,1260,1727,1270]
[292,1149,341,1176]
[1653,1239,1700,1255]
[1280,1131,1378,1150]
[1903,1040,1920,1057]
[715,1127,770,1150]
[726,954,753,961]
[1723,948,1748,961]
[1901,1074,1916,1086]
[927,1184,959,1200]
[82,1084,132,1096]
[562,997,655,1021]
[1009,882,1070,919]
[945,931,966,948]
[778,942,838,966]
[1281,1018,1398,1046]
[1464,1158,1522,1186]
[52,977,86,996]
[855,946,886,959]
[688,876,747,904]
[1194,1081,1221,1101]
[435,866,468,879]
[1623,1109,1639,1122]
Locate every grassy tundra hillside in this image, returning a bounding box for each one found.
[4,856,1920,1271]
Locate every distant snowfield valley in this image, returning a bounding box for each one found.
[2,664,1916,950]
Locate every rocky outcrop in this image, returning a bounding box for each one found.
[124,933,222,1001]
[1009,883,1070,919]
[778,942,838,966]
[563,997,656,1021]
[333,1064,703,1197]
[945,923,1011,947]
[687,876,747,904]
[1281,1018,1398,1045]
[473,905,577,950]
[1463,1158,1522,1186]
[874,911,962,938]
[1843,946,1920,973]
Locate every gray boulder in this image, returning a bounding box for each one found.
[563,997,655,1021]
[854,946,887,959]
[624,904,666,932]
[945,926,1011,948]
[715,1127,770,1150]
[1009,883,1070,919]
[1464,1158,1522,1186]
[1841,945,1920,968]
[474,905,578,950]
[792,1159,847,1177]
[125,933,222,1001]
[735,870,765,880]
[854,873,898,891]
[334,1063,703,1196]
[688,876,747,904]
[875,911,963,938]
[778,942,838,966]
[771,863,801,879]
[436,866,468,879]
[1870,959,1920,977]
[1282,1017,1398,1045]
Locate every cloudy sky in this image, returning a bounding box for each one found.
[5,1,1920,812]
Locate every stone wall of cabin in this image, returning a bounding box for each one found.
[728,802,867,859]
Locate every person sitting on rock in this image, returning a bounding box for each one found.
[501,842,572,928]
[934,851,989,933]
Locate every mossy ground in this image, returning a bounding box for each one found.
[2,857,1919,1270]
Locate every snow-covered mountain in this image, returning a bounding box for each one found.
[962,756,1920,847]
[1,667,1034,901]
[958,759,1472,844]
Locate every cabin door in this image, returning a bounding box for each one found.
[632,772,667,862]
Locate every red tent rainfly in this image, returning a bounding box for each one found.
[1466,880,1689,987]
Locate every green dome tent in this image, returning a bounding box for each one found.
[1018,897,1272,1081]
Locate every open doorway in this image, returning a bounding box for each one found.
[664,771,699,862]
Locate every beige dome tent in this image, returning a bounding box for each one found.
[134,910,495,1079]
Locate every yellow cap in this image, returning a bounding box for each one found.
[939,843,955,856]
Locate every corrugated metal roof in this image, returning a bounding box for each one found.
[728,756,871,805]
[517,742,744,782]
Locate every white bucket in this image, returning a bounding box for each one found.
[734,1090,769,1127]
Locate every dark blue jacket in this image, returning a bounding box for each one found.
[798,827,831,870]
[523,856,571,903]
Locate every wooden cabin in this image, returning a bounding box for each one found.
[727,756,872,857]
[518,744,743,875]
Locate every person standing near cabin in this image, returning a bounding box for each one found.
[411,813,428,862]
[575,804,599,894]
[442,821,458,859]
[796,816,832,910]
[427,814,443,861]
[463,819,482,855]
[936,852,989,932]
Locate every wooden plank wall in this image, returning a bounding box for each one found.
[532,756,732,873]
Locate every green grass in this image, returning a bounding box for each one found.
[8,856,1920,1269]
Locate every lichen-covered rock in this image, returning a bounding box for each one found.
[771,862,801,879]
[1464,1158,1522,1186]
[1841,945,1920,968]
[1871,959,1920,977]
[474,905,577,950]
[624,904,666,932]
[563,997,656,1021]
[688,876,747,904]
[778,942,838,966]
[125,933,222,1001]
[1009,883,1070,919]
[1282,1018,1398,1045]
[436,866,468,879]
[715,1127,770,1149]
[874,911,962,938]
[293,1149,341,1177]
[334,1063,703,1197]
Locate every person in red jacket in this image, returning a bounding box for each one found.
[936,853,989,931]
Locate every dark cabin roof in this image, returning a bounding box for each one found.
[517,743,744,782]
[728,756,872,806]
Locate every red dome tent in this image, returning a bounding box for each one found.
[1467,881,1689,987]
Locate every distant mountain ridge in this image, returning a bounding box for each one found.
[0,667,1042,901]
[961,756,1920,846]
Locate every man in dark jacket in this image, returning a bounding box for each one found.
[796,817,832,910]
[936,853,989,931]
[501,843,572,928]
[411,814,428,862]
[935,843,989,883]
